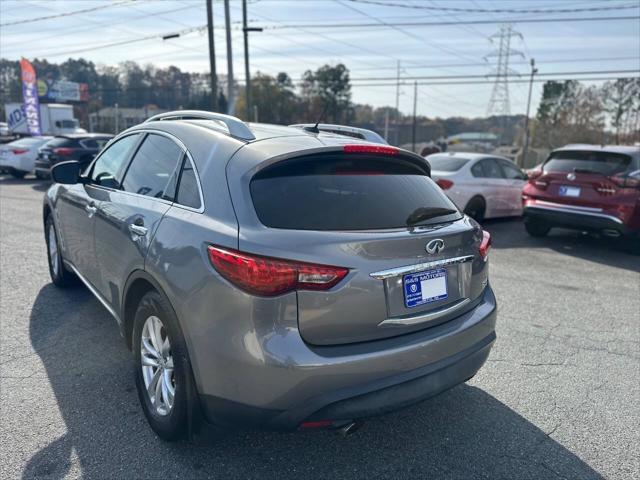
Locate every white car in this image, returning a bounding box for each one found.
[426,152,527,221]
[0,136,53,178]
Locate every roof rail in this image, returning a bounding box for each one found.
[145,110,255,141]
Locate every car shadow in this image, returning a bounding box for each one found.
[22,283,603,479]
[0,174,49,191]
[482,217,640,272]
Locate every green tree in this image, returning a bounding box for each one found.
[602,78,640,144]
[300,64,352,123]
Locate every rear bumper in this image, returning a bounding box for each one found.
[197,286,497,431]
[34,159,51,178]
[523,199,636,235]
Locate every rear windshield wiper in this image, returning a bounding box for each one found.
[406,207,457,226]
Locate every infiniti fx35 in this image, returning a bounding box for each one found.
[44,111,497,440]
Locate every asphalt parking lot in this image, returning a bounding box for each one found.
[1,175,638,480]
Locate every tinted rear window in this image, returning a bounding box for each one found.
[545,150,632,176]
[427,155,470,172]
[250,155,460,231]
[44,137,74,148]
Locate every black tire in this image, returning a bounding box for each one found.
[45,215,76,287]
[464,196,486,223]
[10,170,27,179]
[133,290,194,441]
[524,217,551,237]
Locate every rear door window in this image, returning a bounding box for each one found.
[427,155,469,172]
[544,150,632,176]
[250,155,460,231]
[498,159,526,180]
[121,134,183,199]
[174,155,202,209]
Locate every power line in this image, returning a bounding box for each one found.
[0,0,133,27]
[343,0,639,14]
[346,69,640,82]
[261,15,640,29]
[346,56,640,72]
[344,76,639,87]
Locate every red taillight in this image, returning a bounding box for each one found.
[207,246,349,296]
[532,179,548,190]
[53,147,74,156]
[436,178,454,190]
[300,420,333,429]
[343,144,398,155]
[11,148,28,154]
[479,230,491,261]
[610,173,640,189]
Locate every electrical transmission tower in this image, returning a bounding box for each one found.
[485,24,524,117]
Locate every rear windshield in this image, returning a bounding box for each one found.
[544,150,632,176]
[9,137,45,147]
[250,155,460,231]
[427,155,470,172]
[44,137,74,148]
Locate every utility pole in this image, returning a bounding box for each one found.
[206,0,218,112]
[411,81,417,152]
[242,0,262,121]
[522,58,538,167]
[223,0,234,115]
[383,109,389,141]
[394,60,400,145]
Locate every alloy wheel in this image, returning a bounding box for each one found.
[140,315,175,416]
[48,224,59,276]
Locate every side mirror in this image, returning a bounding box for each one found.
[51,161,81,184]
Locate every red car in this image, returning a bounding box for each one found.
[522,145,640,239]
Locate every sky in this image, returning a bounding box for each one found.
[0,0,638,118]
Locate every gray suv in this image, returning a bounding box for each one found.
[44,111,497,440]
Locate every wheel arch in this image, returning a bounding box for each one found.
[122,270,171,350]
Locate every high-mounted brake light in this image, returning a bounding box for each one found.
[53,147,74,156]
[10,148,28,155]
[343,144,399,155]
[207,246,349,296]
[436,178,454,190]
[479,230,491,261]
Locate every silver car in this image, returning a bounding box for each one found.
[44,111,497,440]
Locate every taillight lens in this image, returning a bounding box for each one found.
[610,173,640,189]
[436,178,454,190]
[11,148,28,154]
[343,144,398,155]
[479,230,491,261]
[207,246,349,296]
[53,147,74,156]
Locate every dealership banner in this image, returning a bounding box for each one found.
[38,79,89,102]
[19,58,41,135]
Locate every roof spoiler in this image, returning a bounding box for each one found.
[289,123,388,145]
[145,110,255,141]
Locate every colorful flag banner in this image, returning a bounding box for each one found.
[20,58,42,136]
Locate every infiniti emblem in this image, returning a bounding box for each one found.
[567,172,576,181]
[426,239,445,254]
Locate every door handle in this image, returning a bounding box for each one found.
[85,204,97,217]
[128,224,148,237]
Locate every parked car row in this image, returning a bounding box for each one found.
[0,133,113,179]
[426,145,640,240]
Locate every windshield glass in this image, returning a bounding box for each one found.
[544,150,632,176]
[251,155,460,231]
[427,155,470,172]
